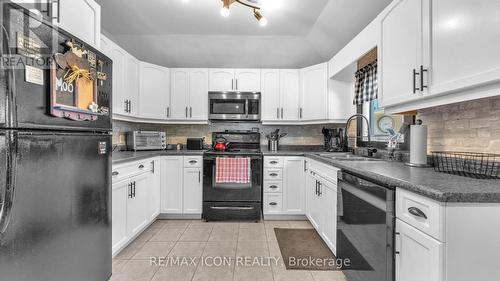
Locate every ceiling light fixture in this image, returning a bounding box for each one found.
[219,0,268,26]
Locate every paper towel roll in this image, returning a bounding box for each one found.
[410,124,428,165]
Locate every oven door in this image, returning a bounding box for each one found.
[203,155,262,202]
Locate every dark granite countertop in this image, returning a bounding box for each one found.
[113,150,206,165]
[261,145,327,156]
[306,154,500,203]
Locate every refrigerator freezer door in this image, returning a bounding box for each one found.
[0,131,112,281]
[0,4,112,131]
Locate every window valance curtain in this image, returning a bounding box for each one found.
[353,61,378,105]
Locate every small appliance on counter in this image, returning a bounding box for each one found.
[406,120,430,167]
[322,127,346,152]
[266,129,287,151]
[126,131,166,151]
[187,138,205,150]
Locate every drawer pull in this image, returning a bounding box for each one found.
[269,202,278,206]
[189,160,198,164]
[138,164,145,169]
[269,173,278,177]
[269,185,278,189]
[408,207,427,219]
[112,171,119,176]
[270,161,278,164]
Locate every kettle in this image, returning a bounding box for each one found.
[213,137,230,151]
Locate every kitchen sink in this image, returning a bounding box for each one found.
[313,153,383,162]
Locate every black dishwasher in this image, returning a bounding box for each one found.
[337,171,395,281]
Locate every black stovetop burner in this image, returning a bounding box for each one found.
[208,130,262,155]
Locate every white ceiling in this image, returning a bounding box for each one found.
[98,0,391,68]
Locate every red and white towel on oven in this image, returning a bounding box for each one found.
[215,157,251,184]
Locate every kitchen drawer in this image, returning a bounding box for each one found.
[396,188,445,241]
[308,158,340,184]
[264,157,283,168]
[112,159,154,183]
[184,156,203,168]
[264,168,283,180]
[264,181,282,193]
[264,193,283,214]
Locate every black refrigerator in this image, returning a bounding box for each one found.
[0,2,112,281]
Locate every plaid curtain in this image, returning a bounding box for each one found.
[353,61,378,105]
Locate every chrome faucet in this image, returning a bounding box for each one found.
[344,114,377,156]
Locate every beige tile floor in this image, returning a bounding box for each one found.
[111,219,347,281]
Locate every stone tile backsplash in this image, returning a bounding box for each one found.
[113,121,344,147]
[418,96,500,153]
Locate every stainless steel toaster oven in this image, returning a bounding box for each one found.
[126,131,166,151]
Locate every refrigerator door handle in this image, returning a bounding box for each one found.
[0,132,17,234]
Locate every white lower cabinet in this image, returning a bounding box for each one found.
[263,156,305,216]
[396,219,443,281]
[160,157,184,214]
[111,181,129,254]
[111,158,159,256]
[305,159,339,254]
[182,167,203,214]
[126,173,150,237]
[160,156,203,215]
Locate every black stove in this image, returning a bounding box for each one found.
[202,131,263,221]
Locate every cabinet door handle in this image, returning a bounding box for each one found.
[269,173,278,177]
[133,182,136,198]
[151,161,155,173]
[189,160,198,164]
[408,207,427,219]
[299,107,303,119]
[304,160,307,172]
[231,79,234,90]
[277,108,280,119]
[281,108,283,119]
[128,183,133,198]
[420,65,428,91]
[185,107,188,118]
[166,107,170,118]
[315,180,318,195]
[269,185,278,189]
[269,202,278,206]
[112,171,119,176]
[198,171,201,183]
[124,100,128,113]
[138,164,144,169]
[318,182,322,196]
[190,107,192,118]
[270,160,278,164]
[236,79,238,90]
[413,69,420,94]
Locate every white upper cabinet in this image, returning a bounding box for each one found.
[261,69,300,122]
[170,69,190,120]
[235,69,261,92]
[57,0,101,48]
[380,0,500,111]
[209,69,235,91]
[261,69,281,121]
[300,63,328,121]
[380,0,426,108]
[102,36,128,116]
[138,62,170,120]
[170,68,209,121]
[280,69,300,121]
[209,69,261,92]
[427,0,500,96]
[126,56,140,117]
[188,69,209,121]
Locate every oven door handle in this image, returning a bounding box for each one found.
[210,206,255,210]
